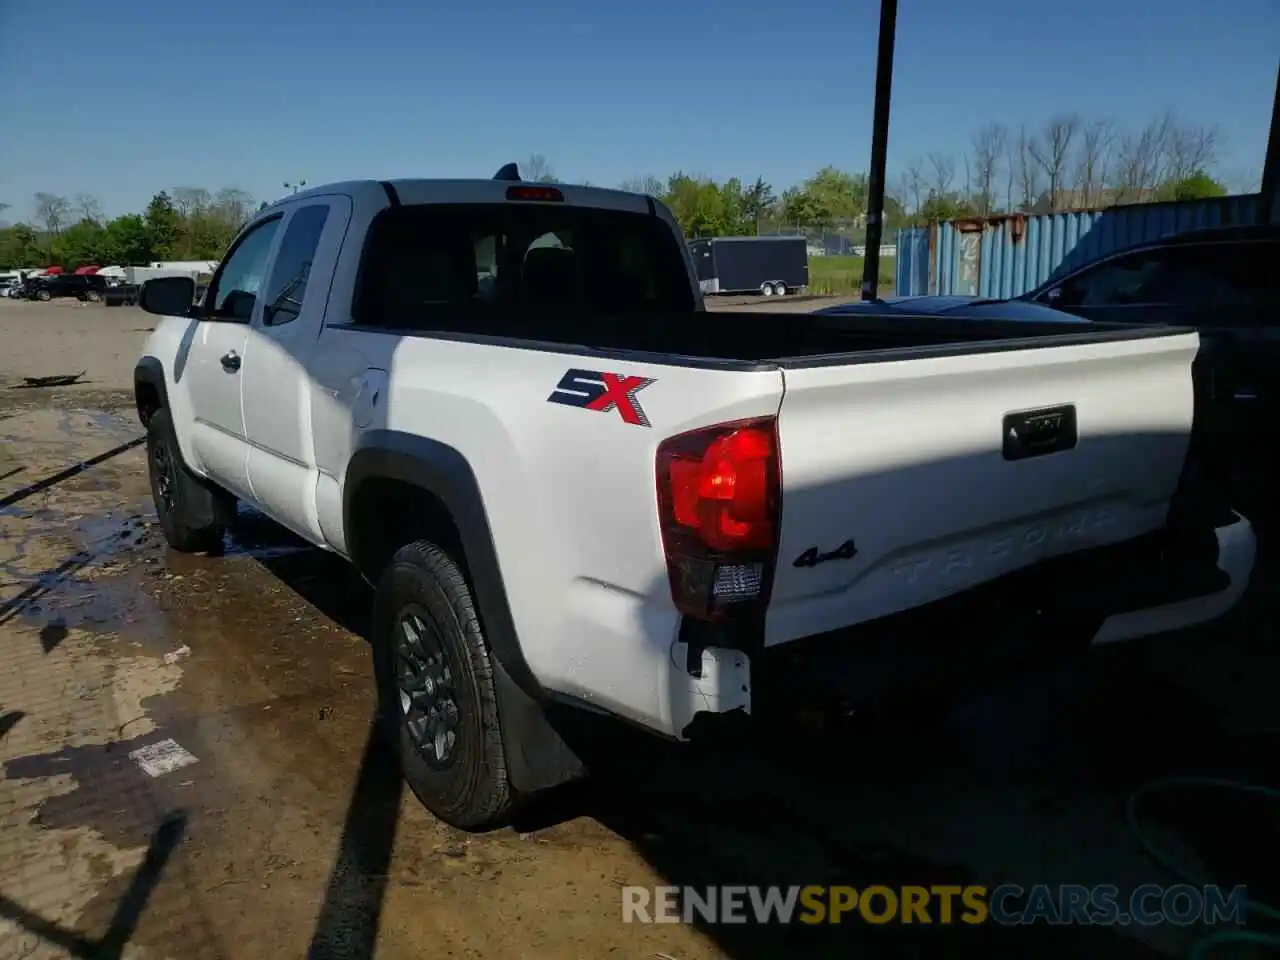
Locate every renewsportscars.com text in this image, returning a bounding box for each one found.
[622,884,1249,927]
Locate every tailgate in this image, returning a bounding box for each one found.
[765,331,1200,646]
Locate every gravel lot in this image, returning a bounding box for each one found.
[0,294,1275,960]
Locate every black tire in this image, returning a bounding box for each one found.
[146,408,229,553]
[36,289,51,302]
[372,540,515,830]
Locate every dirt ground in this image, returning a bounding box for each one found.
[0,297,1277,959]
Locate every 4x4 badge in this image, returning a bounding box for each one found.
[794,539,858,568]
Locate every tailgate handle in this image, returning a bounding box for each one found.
[1003,405,1077,461]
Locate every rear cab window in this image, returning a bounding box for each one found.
[261,204,331,326]
[351,202,695,333]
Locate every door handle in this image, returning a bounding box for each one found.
[220,351,241,372]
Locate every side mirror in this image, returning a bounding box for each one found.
[1044,286,1062,303]
[138,276,197,317]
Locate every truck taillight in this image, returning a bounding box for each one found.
[655,417,781,621]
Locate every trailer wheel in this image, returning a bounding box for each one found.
[760,282,775,297]
[774,283,788,296]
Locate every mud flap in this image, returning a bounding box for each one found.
[489,657,586,794]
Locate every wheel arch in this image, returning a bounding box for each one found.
[343,431,585,793]
[134,356,168,425]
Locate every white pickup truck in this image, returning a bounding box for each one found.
[133,168,1255,829]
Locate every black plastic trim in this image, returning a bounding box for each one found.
[133,356,169,424]
[323,323,777,372]
[378,181,401,206]
[1003,405,1078,461]
[322,319,1198,372]
[343,431,584,792]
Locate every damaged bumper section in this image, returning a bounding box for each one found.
[669,511,1256,740]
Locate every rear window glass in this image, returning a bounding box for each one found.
[352,203,695,330]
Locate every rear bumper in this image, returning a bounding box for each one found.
[1090,511,1255,645]
[671,511,1256,738]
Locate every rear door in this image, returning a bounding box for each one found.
[764,330,1201,645]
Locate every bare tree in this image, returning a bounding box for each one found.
[1015,126,1042,211]
[1028,114,1081,210]
[1072,119,1114,207]
[1111,113,1175,202]
[33,193,70,235]
[619,175,666,196]
[1221,164,1261,194]
[1166,121,1220,182]
[969,123,1007,215]
[72,193,103,224]
[213,187,255,228]
[173,187,212,219]
[523,154,556,183]
[925,152,956,198]
[902,158,925,215]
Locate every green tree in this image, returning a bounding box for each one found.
[144,192,181,259]
[660,173,740,237]
[778,185,824,226]
[0,224,42,268]
[100,215,153,265]
[740,177,777,230]
[1155,170,1227,201]
[799,167,868,222]
[918,191,979,222]
[51,218,105,267]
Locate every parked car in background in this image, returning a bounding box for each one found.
[818,224,1280,524]
[22,274,109,302]
[104,283,141,307]
[1023,224,1277,415]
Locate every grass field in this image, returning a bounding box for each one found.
[807,255,896,296]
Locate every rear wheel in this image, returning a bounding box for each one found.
[760,282,776,297]
[84,289,101,303]
[774,282,788,296]
[372,540,516,830]
[146,408,229,553]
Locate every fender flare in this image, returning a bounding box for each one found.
[343,431,584,792]
[133,356,169,423]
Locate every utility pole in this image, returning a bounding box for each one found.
[283,180,307,195]
[860,0,898,301]
[1257,58,1280,225]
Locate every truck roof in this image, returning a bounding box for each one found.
[260,178,658,216]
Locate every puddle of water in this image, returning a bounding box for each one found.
[221,505,310,561]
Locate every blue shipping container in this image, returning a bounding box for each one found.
[894,193,1271,298]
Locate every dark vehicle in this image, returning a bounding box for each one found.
[24,274,109,302]
[818,223,1280,524]
[1024,224,1278,480]
[104,283,141,307]
[690,235,808,297]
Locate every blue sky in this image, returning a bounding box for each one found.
[1,0,1276,220]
